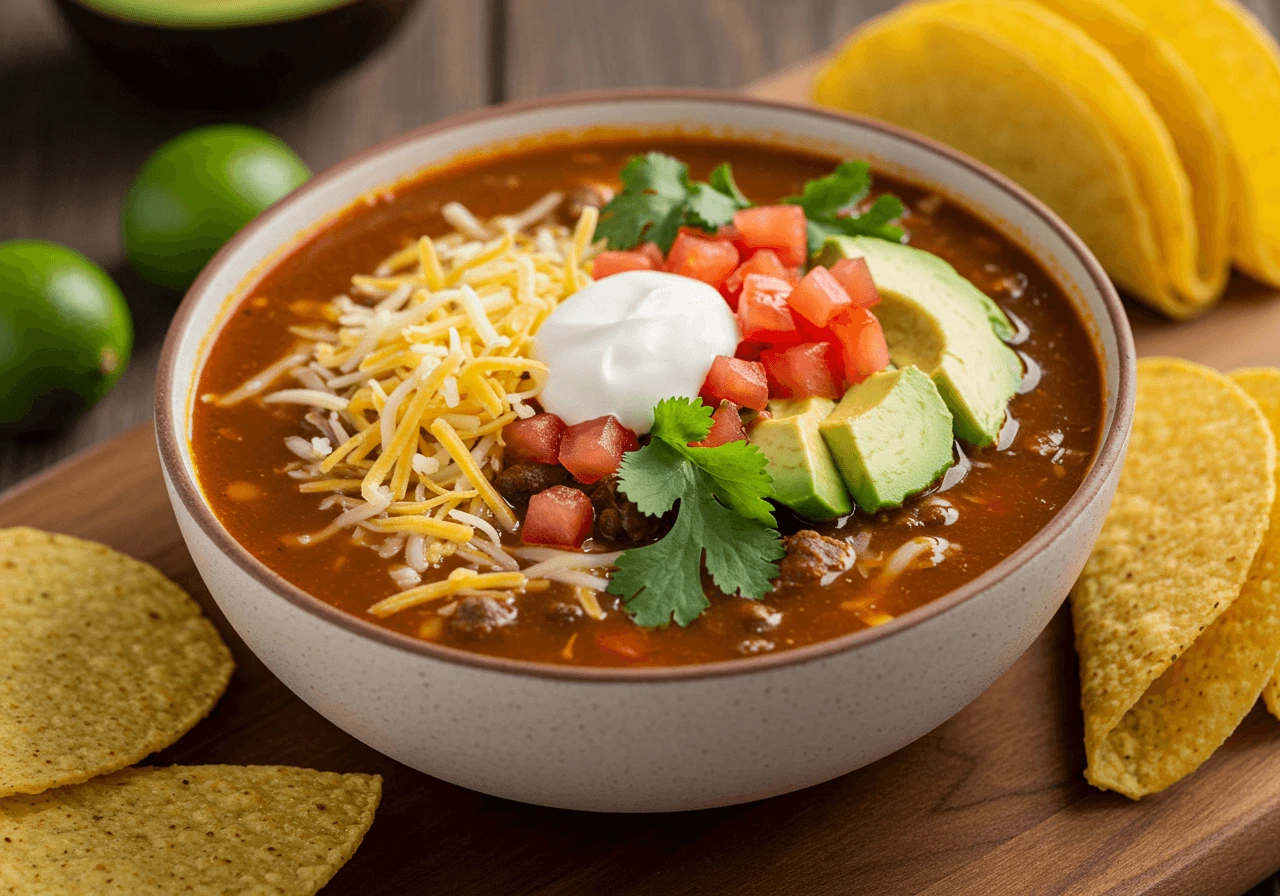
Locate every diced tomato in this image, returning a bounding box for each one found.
[663,231,739,288]
[638,242,665,269]
[735,341,763,362]
[832,308,891,382]
[557,415,639,484]
[716,223,750,257]
[503,413,566,465]
[733,205,808,267]
[829,257,881,308]
[595,629,651,661]
[723,248,797,295]
[721,249,795,310]
[794,314,837,345]
[593,250,656,279]
[700,355,768,411]
[760,342,843,399]
[692,401,747,447]
[737,274,799,343]
[788,265,853,328]
[523,486,594,548]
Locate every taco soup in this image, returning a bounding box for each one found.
[191,133,1104,668]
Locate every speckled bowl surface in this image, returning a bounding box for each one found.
[156,91,1135,812]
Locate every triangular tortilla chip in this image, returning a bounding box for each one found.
[1072,359,1277,798]
[0,528,233,798]
[1230,369,1280,721]
[0,765,381,895]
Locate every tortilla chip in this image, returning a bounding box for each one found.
[1113,0,1280,288]
[1231,369,1280,721]
[939,1,1203,314]
[813,0,1200,317]
[1072,359,1276,798]
[0,765,381,895]
[1029,0,1232,307]
[0,528,234,798]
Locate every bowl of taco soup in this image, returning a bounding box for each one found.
[157,92,1134,811]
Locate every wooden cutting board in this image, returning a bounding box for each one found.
[4,64,1280,896]
[7,429,1280,896]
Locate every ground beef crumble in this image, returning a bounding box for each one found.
[775,530,854,589]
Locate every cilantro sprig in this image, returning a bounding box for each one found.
[783,160,906,254]
[607,398,784,628]
[594,153,905,259]
[594,153,748,253]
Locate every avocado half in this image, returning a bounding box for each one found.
[54,0,419,107]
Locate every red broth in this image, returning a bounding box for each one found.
[191,135,1104,667]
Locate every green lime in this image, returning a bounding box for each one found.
[0,241,133,430]
[123,125,310,291]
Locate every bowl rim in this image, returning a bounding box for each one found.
[155,87,1136,683]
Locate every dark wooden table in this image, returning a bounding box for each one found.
[5,1,1280,892]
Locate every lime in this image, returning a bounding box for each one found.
[123,125,310,291]
[0,241,133,430]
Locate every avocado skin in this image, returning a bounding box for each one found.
[54,0,417,108]
[0,241,133,431]
[819,367,954,513]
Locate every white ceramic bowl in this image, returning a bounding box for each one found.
[156,91,1135,813]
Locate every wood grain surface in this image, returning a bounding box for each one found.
[8,425,1280,896]
[6,1,1280,893]
[7,0,1280,492]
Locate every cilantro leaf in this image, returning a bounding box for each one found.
[684,440,776,526]
[684,183,740,233]
[648,397,776,526]
[698,482,786,599]
[614,440,690,517]
[609,472,785,628]
[596,154,742,253]
[786,160,906,254]
[620,151,689,197]
[608,397,783,627]
[592,192,680,250]
[596,153,904,260]
[785,160,872,218]
[608,509,708,627]
[649,395,713,445]
[595,153,691,252]
[645,204,687,257]
[708,162,751,209]
[838,194,907,241]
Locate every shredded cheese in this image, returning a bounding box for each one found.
[368,568,528,617]
[561,631,579,660]
[430,418,518,531]
[261,389,349,412]
[574,587,605,621]
[367,516,474,542]
[232,193,601,617]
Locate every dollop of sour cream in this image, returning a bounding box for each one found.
[534,270,740,434]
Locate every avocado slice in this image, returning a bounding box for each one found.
[55,0,416,107]
[817,235,1022,446]
[68,0,357,28]
[751,398,852,521]
[819,367,955,513]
